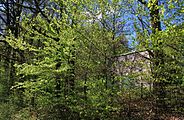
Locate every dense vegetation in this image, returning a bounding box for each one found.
[0,0,183,119]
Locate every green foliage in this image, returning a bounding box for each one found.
[151,24,184,83]
[0,0,183,119]
[3,1,129,119]
[0,102,17,120]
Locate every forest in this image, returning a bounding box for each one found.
[0,0,183,119]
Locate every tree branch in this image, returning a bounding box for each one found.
[32,25,59,42]
[137,0,147,5]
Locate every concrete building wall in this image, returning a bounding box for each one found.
[115,51,152,88]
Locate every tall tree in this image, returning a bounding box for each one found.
[136,0,184,117]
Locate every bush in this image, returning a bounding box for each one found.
[0,102,17,120]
